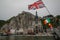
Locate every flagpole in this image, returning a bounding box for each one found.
[41,0,51,15]
[35,10,37,24]
[45,6,51,15]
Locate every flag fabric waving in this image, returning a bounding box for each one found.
[28,0,45,10]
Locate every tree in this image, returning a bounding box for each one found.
[55,15,60,26]
[0,20,6,29]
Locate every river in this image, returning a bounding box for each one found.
[0,35,55,40]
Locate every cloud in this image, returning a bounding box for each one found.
[0,0,60,20]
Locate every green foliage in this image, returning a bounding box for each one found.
[56,15,60,19]
[0,18,13,29]
[6,16,15,23]
[0,20,6,29]
[0,17,14,29]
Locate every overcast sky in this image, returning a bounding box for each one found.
[0,0,60,20]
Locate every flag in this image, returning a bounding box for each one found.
[48,23,53,29]
[28,0,45,10]
[43,20,47,25]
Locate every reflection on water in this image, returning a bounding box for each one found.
[0,35,55,40]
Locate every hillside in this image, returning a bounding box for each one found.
[1,11,37,30]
